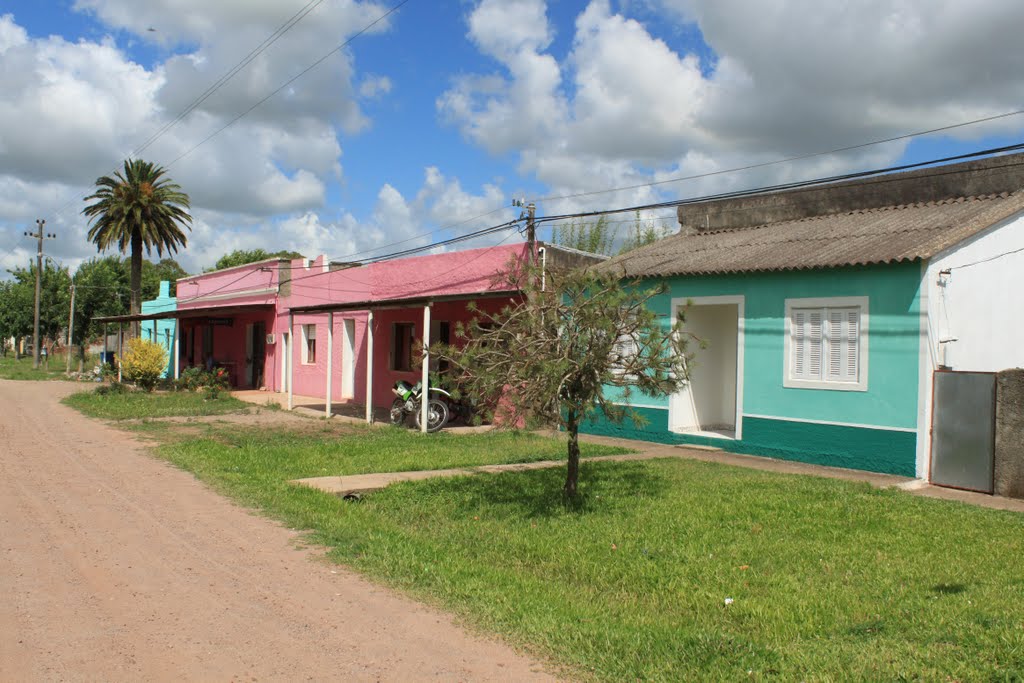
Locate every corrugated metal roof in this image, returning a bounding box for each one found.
[599,192,1024,278]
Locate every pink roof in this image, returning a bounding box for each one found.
[283,243,529,310]
[172,243,529,314]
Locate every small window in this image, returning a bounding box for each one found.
[610,324,640,378]
[391,322,415,372]
[785,297,868,391]
[302,324,317,364]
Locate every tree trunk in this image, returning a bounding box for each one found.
[564,408,581,497]
[130,232,143,340]
[78,343,86,373]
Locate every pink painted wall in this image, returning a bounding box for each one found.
[275,246,529,405]
[176,258,283,310]
[174,246,529,400]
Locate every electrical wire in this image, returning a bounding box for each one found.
[165,0,412,169]
[531,142,1024,226]
[43,0,335,223]
[526,109,1024,206]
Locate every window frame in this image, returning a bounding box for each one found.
[301,323,317,365]
[783,296,869,392]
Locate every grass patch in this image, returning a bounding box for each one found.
[0,354,74,380]
[63,388,249,420]
[141,423,1024,681]
[155,424,628,477]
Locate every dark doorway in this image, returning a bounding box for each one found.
[249,321,267,388]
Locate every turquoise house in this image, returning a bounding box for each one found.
[141,281,177,378]
[587,153,1024,479]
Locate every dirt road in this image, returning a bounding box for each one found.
[0,381,555,682]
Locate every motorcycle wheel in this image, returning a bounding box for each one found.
[413,398,450,433]
[389,398,407,426]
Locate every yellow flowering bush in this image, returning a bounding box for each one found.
[120,337,168,392]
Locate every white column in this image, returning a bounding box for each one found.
[325,312,334,419]
[421,303,431,433]
[365,310,374,424]
[287,313,294,411]
[173,318,180,380]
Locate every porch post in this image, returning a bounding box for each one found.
[421,303,431,433]
[287,312,294,411]
[117,323,123,383]
[173,317,180,380]
[325,312,334,419]
[103,323,108,360]
[365,310,374,424]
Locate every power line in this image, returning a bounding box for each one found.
[531,142,1024,226]
[165,0,412,169]
[527,109,1024,206]
[316,109,1024,263]
[132,0,331,159]
[210,142,1024,283]
[44,0,335,223]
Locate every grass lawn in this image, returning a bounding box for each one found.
[0,354,75,380]
[129,420,1024,681]
[63,388,250,420]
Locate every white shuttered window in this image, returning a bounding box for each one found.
[786,298,867,391]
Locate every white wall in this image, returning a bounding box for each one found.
[926,211,1024,372]
[916,210,1024,479]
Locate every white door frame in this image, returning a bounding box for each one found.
[342,319,356,399]
[670,295,745,440]
[280,331,290,393]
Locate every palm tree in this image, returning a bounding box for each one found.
[83,159,191,338]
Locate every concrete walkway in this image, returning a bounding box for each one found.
[233,390,1024,514]
[293,429,1024,513]
[293,450,715,498]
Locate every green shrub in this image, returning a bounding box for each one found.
[176,366,229,399]
[120,338,168,392]
[95,381,130,396]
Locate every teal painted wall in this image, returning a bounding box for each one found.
[581,263,924,475]
[583,408,916,476]
[141,281,177,378]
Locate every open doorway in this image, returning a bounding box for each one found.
[669,296,744,439]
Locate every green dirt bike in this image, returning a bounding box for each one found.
[389,380,450,433]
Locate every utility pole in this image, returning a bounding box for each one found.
[24,219,56,370]
[66,283,76,374]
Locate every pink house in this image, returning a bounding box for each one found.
[97,241,602,428]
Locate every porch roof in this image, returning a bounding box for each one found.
[287,288,521,315]
[93,303,274,324]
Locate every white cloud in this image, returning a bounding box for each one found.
[0,3,396,276]
[441,0,1024,214]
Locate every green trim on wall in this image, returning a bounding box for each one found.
[582,408,916,477]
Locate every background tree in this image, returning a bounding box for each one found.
[0,261,71,359]
[439,261,693,497]
[208,248,303,272]
[71,256,130,370]
[551,212,670,257]
[142,258,188,298]
[82,158,191,338]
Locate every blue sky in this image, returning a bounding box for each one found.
[1,0,1023,275]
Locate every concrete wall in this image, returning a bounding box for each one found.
[995,369,1024,499]
[678,152,1024,233]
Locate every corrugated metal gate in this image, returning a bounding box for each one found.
[930,370,996,493]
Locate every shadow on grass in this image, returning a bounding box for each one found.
[406,459,672,519]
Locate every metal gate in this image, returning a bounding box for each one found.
[930,370,996,493]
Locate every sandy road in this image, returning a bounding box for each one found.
[0,380,555,682]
